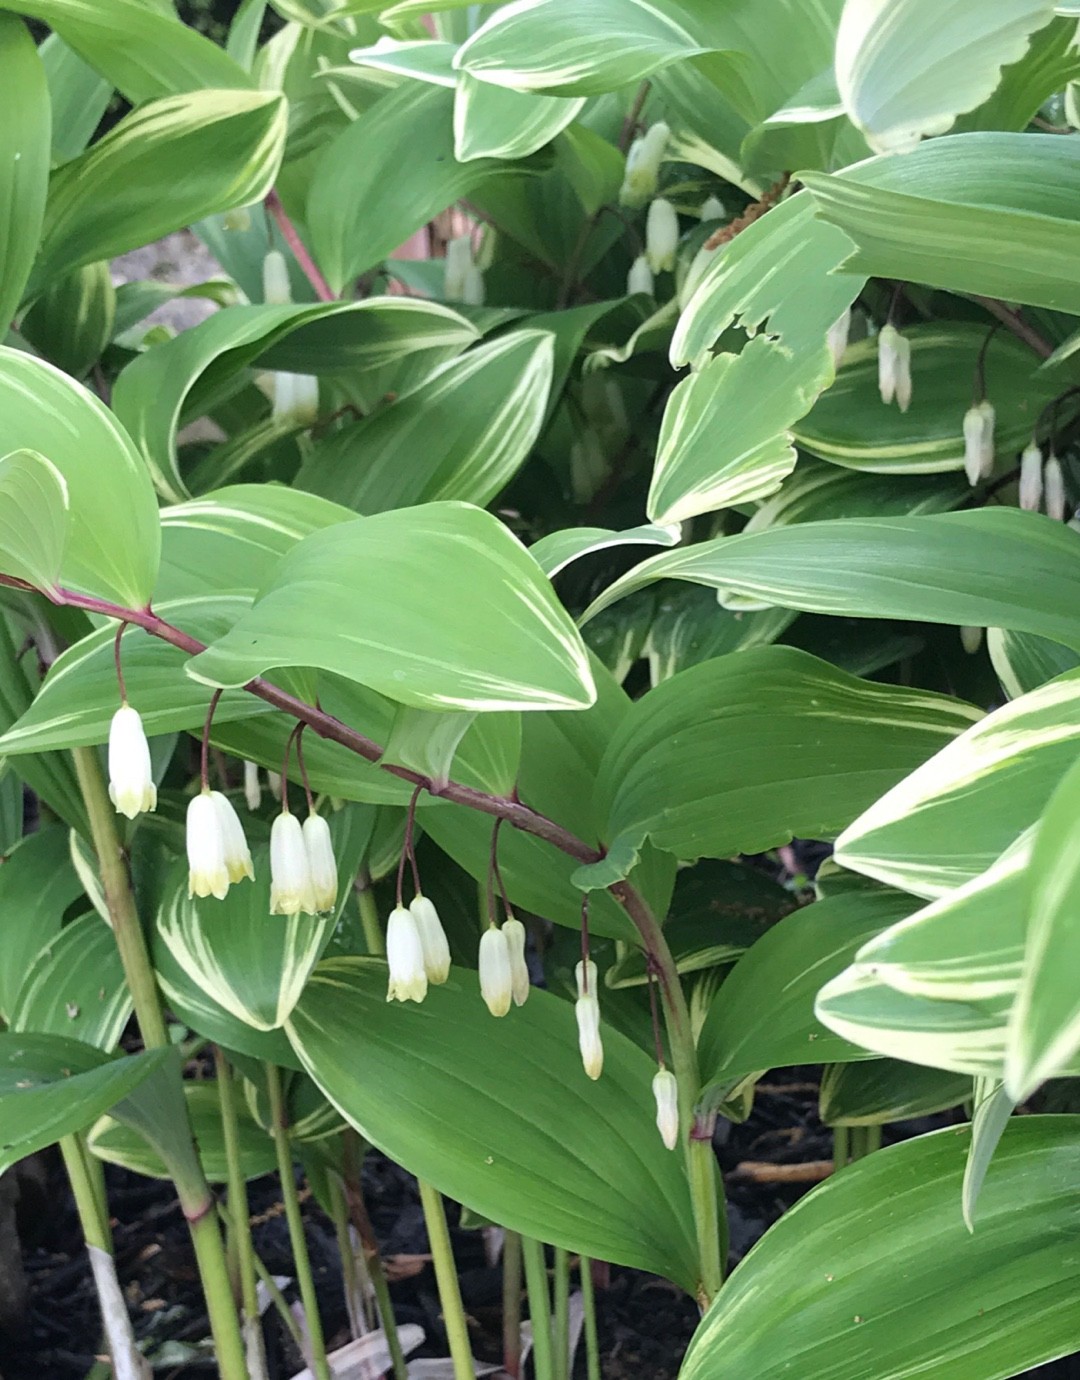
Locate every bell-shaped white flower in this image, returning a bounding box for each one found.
[266,770,283,801]
[303,813,338,913]
[410,894,451,984]
[444,234,473,301]
[502,917,530,1007]
[652,1068,679,1150]
[962,400,995,486]
[826,308,851,371]
[645,198,679,274]
[108,703,156,820]
[187,790,230,901]
[877,324,912,412]
[479,925,513,1017]
[960,626,983,655]
[699,194,725,222]
[619,121,670,208]
[212,791,254,885]
[1019,442,1044,512]
[262,249,291,306]
[269,811,316,917]
[243,760,262,812]
[627,254,654,297]
[575,959,603,1080]
[386,904,428,1003]
[1045,454,1067,521]
[461,263,485,307]
[272,371,319,427]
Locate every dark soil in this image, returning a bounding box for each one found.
[5,1077,1079,1379]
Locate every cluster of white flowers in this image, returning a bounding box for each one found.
[962,400,996,486]
[877,324,912,412]
[107,707,339,915]
[1019,440,1068,520]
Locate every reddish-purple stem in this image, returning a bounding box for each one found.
[266,190,336,304]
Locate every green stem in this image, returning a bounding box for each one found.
[265,1064,332,1380]
[833,1124,849,1171]
[611,883,724,1304]
[244,1237,306,1349]
[327,1174,365,1336]
[341,1131,408,1380]
[865,1123,882,1155]
[552,1248,570,1380]
[356,873,385,955]
[503,1231,523,1379]
[521,1237,553,1380]
[215,1049,267,1380]
[60,1136,110,1251]
[580,1257,601,1380]
[70,746,249,1380]
[417,1179,474,1380]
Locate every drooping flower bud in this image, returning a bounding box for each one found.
[502,917,530,1006]
[1019,442,1043,512]
[410,894,451,984]
[960,626,983,655]
[222,206,252,234]
[262,249,291,306]
[1045,454,1067,520]
[303,813,338,913]
[962,400,995,486]
[212,791,254,885]
[479,925,513,1017]
[574,959,603,1080]
[645,198,679,274]
[627,254,655,297]
[272,371,319,427]
[652,1068,679,1150]
[877,324,912,412]
[187,790,230,901]
[699,194,725,222]
[269,811,316,917]
[386,905,428,1003]
[108,704,156,820]
[243,760,262,812]
[266,770,283,801]
[619,121,670,208]
[826,308,851,371]
[461,264,485,306]
[443,234,473,301]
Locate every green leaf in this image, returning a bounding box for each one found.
[696,891,915,1096]
[287,956,699,1292]
[530,523,681,578]
[157,484,354,602]
[0,1034,172,1176]
[0,0,253,103]
[742,458,971,533]
[31,89,287,294]
[297,330,555,513]
[11,912,131,1052]
[794,323,1060,474]
[671,193,863,366]
[0,348,160,608]
[647,337,833,524]
[835,0,1056,153]
[0,827,84,1021]
[346,38,458,87]
[834,667,1080,896]
[89,1079,277,1182]
[455,0,716,96]
[308,82,505,293]
[987,627,1080,699]
[583,510,1080,657]
[454,74,584,161]
[187,503,597,713]
[22,261,116,380]
[802,132,1080,313]
[0,450,69,597]
[1006,754,1080,1098]
[963,1079,1016,1229]
[819,1059,970,1126]
[0,17,49,335]
[155,812,367,1032]
[591,648,979,868]
[40,35,112,164]
[679,1117,1080,1380]
[113,300,478,502]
